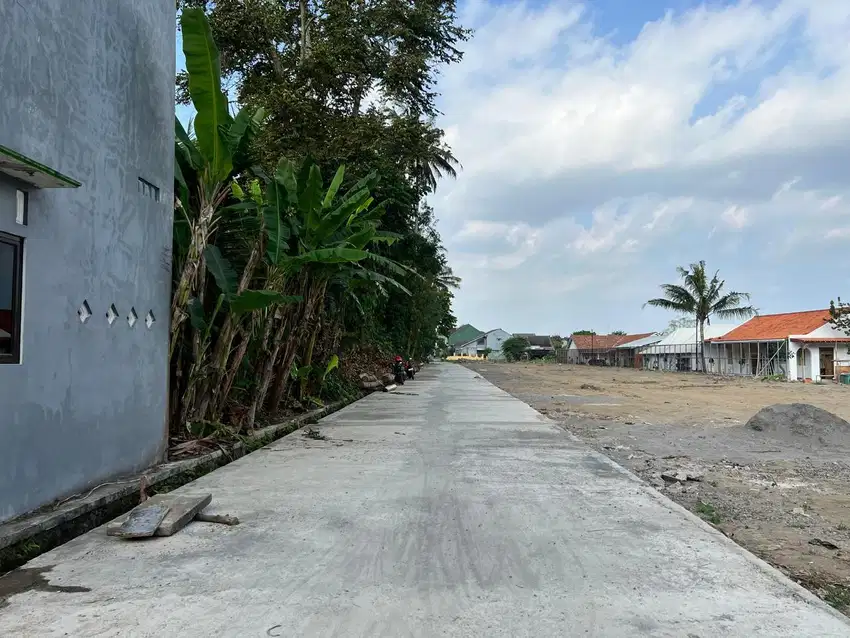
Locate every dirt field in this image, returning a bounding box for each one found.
[465,361,850,613]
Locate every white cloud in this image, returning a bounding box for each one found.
[432,0,850,334]
[720,205,750,229]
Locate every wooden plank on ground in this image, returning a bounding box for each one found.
[155,493,213,536]
[106,503,170,538]
[106,493,213,538]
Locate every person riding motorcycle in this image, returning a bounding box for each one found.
[392,355,406,385]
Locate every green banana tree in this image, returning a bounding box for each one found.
[170,7,267,360]
[245,158,415,427]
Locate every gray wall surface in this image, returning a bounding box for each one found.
[0,1,175,521]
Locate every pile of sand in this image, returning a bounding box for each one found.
[746,403,850,448]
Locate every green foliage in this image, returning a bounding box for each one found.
[170,4,465,438]
[830,297,850,335]
[502,336,530,362]
[572,330,596,335]
[611,330,626,336]
[646,260,755,373]
[695,500,722,525]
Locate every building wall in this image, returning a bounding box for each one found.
[0,1,175,521]
[485,329,511,360]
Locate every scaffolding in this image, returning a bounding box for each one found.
[705,340,789,378]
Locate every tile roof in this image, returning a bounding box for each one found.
[570,333,653,351]
[711,309,830,342]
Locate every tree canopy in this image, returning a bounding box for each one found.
[501,336,530,362]
[175,0,469,365]
[168,5,469,438]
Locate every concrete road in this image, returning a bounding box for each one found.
[1,364,849,637]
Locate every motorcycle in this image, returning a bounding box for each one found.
[392,357,406,385]
[405,360,416,380]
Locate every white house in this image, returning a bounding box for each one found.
[709,309,850,381]
[455,329,512,360]
[640,324,740,372]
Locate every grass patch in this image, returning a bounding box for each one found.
[822,584,850,611]
[695,500,722,525]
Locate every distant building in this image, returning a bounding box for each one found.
[613,333,663,368]
[566,333,653,365]
[513,333,554,359]
[448,324,484,353]
[455,329,512,360]
[640,325,740,372]
[709,309,850,381]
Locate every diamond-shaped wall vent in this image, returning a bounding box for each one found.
[127,307,138,328]
[145,310,156,329]
[78,300,92,324]
[106,304,118,325]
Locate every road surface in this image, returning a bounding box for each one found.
[1,363,848,636]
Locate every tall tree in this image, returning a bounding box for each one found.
[645,261,755,372]
[175,0,469,360]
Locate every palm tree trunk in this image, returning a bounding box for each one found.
[699,320,706,373]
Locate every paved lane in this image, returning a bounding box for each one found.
[1,363,848,636]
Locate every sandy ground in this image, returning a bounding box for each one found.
[465,361,850,614]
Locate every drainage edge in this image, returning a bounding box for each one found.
[0,398,354,573]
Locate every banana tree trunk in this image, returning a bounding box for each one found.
[299,319,321,401]
[246,275,308,428]
[216,328,251,422]
[169,185,225,361]
[267,281,326,413]
[195,231,264,421]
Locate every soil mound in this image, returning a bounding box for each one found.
[746,403,850,448]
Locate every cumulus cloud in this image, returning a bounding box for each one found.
[433,0,850,334]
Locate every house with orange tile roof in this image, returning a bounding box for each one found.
[707,309,850,381]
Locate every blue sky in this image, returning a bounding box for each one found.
[175,1,850,335]
[428,0,850,334]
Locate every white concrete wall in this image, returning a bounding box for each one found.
[486,329,511,360]
[789,341,850,382]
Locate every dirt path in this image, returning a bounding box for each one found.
[466,361,850,614]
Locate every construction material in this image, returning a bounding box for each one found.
[107,493,212,538]
[154,494,213,536]
[106,503,170,538]
[383,384,397,392]
[195,512,240,526]
[746,403,850,448]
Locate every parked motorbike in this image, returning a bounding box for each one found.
[392,356,406,385]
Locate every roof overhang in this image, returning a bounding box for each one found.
[708,338,786,344]
[0,145,80,188]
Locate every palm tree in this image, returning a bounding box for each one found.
[645,261,755,373]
